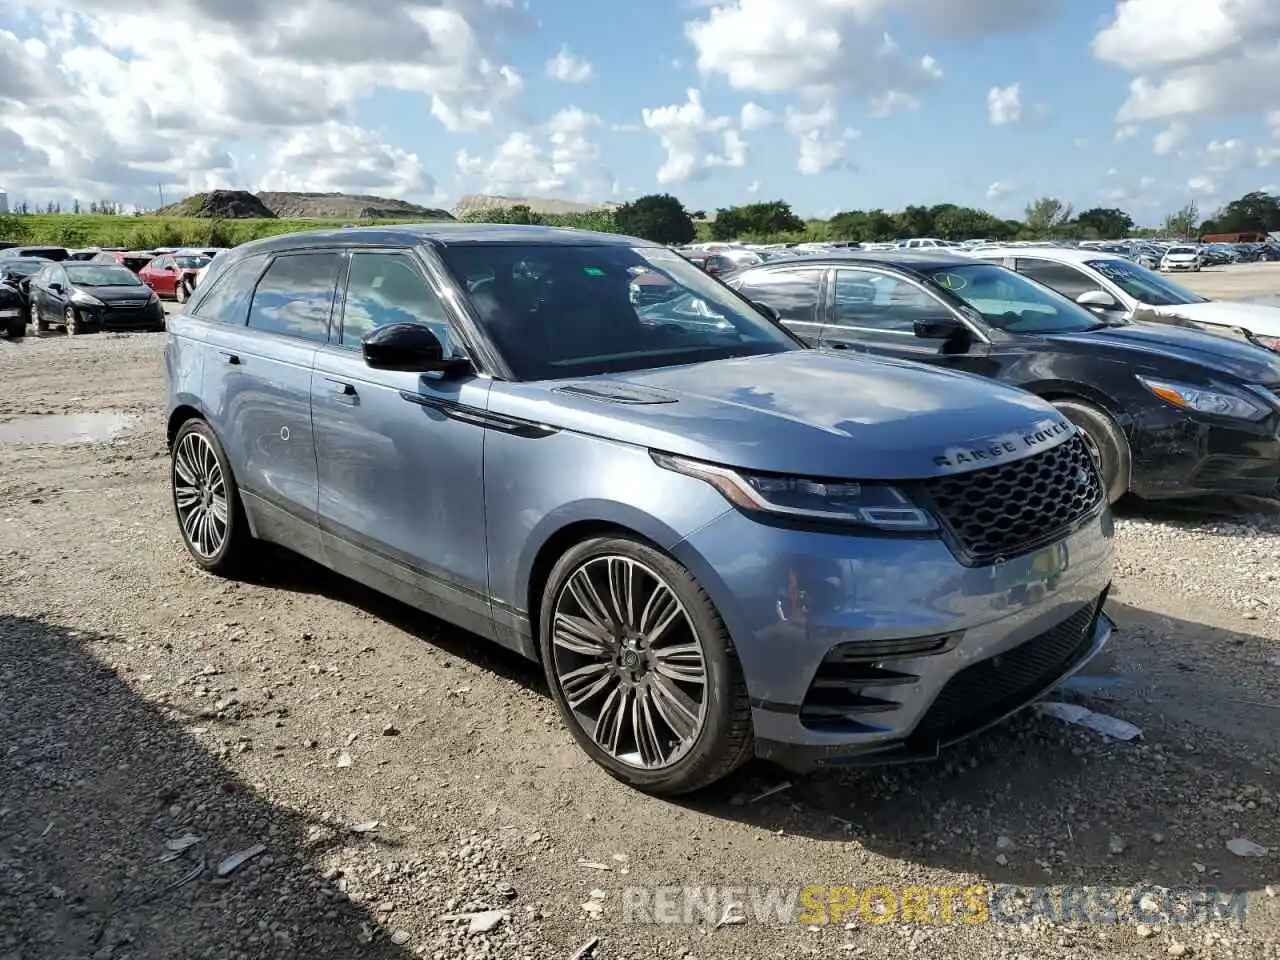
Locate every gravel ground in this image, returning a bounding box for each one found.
[2,320,1280,959]
[1159,261,1280,300]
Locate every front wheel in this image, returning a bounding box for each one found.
[539,537,754,795]
[1053,399,1130,504]
[176,278,190,304]
[6,319,23,339]
[63,306,82,335]
[170,419,255,575]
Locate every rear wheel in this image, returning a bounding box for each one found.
[6,319,23,339]
[1052,399,1130,504]
[170,419,254,575]
[176,278,190,303]
[539,536,754,795]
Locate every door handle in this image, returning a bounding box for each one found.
[325,378,358,403]
[219,351,240,365]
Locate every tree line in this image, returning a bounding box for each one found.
[463,190,1280,246]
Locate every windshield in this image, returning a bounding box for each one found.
[1166,246,1197,255]
[1085,258,1207,306]
[65,264,144,286]
[436,243,800,379]
[916,262,1104,334]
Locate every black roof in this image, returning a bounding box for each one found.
[731,250,976,275]
[233,222,653,259]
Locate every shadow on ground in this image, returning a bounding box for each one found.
[0,613,416,960]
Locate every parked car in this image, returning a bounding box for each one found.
[972,246,1280,352]
[28,260,166,334]
[165,224,1114,794]
[0,256,50,332]
[0,245,70,262]
[91,249,156,274]
[0,270,26,338]
[727,250,1280,503]
[1160,245,1201,272]
[139,252,212,303]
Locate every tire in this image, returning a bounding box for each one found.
[1052,399,1130,504]
[176,278,190,304]
[6,319,23,339]
[539,536,754,795]
[34,306,47,333]
[63,306,81,335]
[170,419,255,576]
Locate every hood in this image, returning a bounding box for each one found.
[1148,300,1280,339]
[488,350,1075,480]
[1046,320,1280,382]
[75,284,152,301]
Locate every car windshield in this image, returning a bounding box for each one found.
[435,243,800,380]
[916,262,1104,334]
[65,264,144,286]
[1085,258,1207,306]
[174,256,211,269]
[1166,246,1196,256]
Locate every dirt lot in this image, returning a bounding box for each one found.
[1160,261,1280,301]
[2,275,1280,959]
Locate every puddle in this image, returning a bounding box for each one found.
[0,410,138,446]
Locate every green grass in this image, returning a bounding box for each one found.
[0,213,428,250]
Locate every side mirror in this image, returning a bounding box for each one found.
[1076,290,1118,310]
[362,323,470,374]
[913,316,968,340]
[752,300,781,323]
[48,282,62,293]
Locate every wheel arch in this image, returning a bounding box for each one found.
[166,403,206,449]
[520,505,688,661]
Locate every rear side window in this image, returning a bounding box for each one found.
[732,268,823,324]
[191,256,267,325]
[247,253,341,342]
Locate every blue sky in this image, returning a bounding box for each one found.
[2,0,1279,222]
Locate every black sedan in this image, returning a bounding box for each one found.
[28,261,166,334]
[0,257,49,337]
[727,251,1280,503]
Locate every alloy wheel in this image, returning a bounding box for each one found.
[551,555,708,770]
[63,307,78,335]
[172,431,229,558]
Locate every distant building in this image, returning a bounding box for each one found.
[0,190,8,214]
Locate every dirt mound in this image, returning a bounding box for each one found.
[453,193,619,218]
[256,192,453,220]
[155,190,276,219]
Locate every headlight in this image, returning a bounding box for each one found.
[70,290,104,307]
[147,289,159,303]
[652,452,937,531]
[1136,375,1268,421]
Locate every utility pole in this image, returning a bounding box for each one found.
[157,184,165,210]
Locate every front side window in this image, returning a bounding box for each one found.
[1014,259,1105,300]
[1085,258,1206,307]
[918,262,1103,334]
[436,243,800,380]
[831,268,945,332]
[247,253,340,342]
[732,267,823,325]
[340,253,450,351]
[191,256,267,325]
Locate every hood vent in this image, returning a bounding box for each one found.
[553,383,678,405]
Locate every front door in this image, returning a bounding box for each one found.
[200,250,341,559]
[817,265,1000,376]
[32,264,69,325]
[311,250,494,641]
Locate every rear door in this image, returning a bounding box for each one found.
[729,265,828,345]
[201,250,342,558]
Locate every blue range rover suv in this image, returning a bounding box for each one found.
[164,224,1115,795]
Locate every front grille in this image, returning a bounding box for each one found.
[110,299,149,309]
[907,593,1104,748]
[921,434,1102,564]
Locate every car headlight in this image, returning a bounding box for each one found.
[652,452,937,531]
[147,289,159,303]
[70,290,104,307]
[1136,375,1268,421]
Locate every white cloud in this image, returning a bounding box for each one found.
[640,88,747,184]
[1187,176,1216,196]
[1152,121,1188,155]
[739,102,775,130]
[260,122,434,198]
[1208,138,1241,153]
[746,179,760,193]
[1114,125,1137,142]
[1258,146,1280,167]
[986,181,1014,200]
[0,0,523,206]
[456,106,612,198]
[869,91,920,118]
[987,83,1021,125]
[1093,0,1280,124]
[545,45,593,83]
[782,103,857,175]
